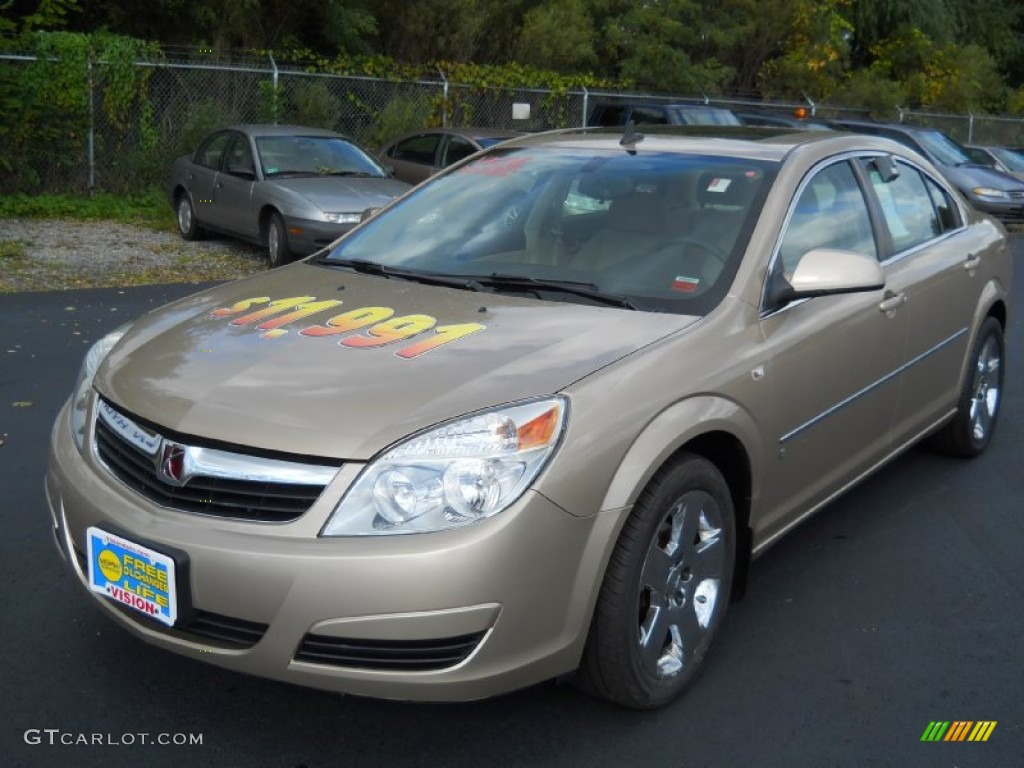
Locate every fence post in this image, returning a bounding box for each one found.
[87,57,96,194]
[968,111,974,144]
[582,86,589,127]
[437,66,448,127]
[269,53,279,124]
[896,105,905,124]
[804,94,816,118]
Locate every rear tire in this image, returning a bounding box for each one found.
[176,194,204,241]
[576,453,735,709]
[267,212,292,269]
[926,316,1004,458]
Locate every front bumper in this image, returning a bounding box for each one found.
[46,399,620,701]
[282,215,355,256]
[968,196,1024,220]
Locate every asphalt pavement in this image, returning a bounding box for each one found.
[1,253,1022,768]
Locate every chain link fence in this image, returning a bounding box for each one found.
[4,53,1024,195]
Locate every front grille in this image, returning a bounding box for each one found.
[294,632,486,671]
[1008,189,1024,200]
[94,416,326,523]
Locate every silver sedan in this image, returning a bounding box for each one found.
[168,124,411,267]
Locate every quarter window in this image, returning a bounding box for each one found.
[924,175,961,233]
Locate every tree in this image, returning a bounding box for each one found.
[514,0,597,73]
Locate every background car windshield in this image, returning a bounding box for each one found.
[669,107,741,126]
[325,147,774,314]
[915,130,971,166]
[256,136,386,177]
[992,147,1024,172]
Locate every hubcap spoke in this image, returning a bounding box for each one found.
[969,338,1001,441]
[641,542,674,588]
[636,489,726,679]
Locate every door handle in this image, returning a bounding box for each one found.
[215,182,223,189]
[963,254,981,271]
[878,291,907,314]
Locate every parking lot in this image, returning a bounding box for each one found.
[1,240,1022,767]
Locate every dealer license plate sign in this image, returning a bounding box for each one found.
[87,527,177,626]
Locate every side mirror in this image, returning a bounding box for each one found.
[360,207,381,222]
[767,249,884,307]
[870,155,900,183]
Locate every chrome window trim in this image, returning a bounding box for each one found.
[759,150,969,316]
[778,327,967,444]
[95,400,339,486]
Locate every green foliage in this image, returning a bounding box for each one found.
[0,189,171,228]
[258,80,285,124]
[0,30,161,193]
[359,97,432,151]
[514,0,598,73]
[289,79,342,130]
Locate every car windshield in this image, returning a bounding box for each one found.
[322,146,775,315]
[991,147,1024,172]
[256,135,386,178]
[915,130,972,167]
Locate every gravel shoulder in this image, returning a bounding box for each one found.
[0,218,269,293]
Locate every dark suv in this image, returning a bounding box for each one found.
[831,119,1024,220]
[589,102,740,127]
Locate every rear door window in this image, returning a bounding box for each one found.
[391,134,441,165]
[862,159,945,253]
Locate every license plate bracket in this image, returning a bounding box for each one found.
[86,526,191,627]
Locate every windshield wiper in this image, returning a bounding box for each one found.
[474,274,639,309]
[319,260,636,307]
[265,170,318,178]
[324,259,493,292]
[321,170,380,178]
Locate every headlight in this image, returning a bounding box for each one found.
[69,323,132,452]
[324,212,362,224]
[322,397,567,536]
[972,187,1007,199]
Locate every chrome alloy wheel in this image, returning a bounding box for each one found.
[637,489,725,678]
[969,335,1001,443]
[268,220,280,257]
[177,197,193,234]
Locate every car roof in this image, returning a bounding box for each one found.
[381,127,524,145]
[497,125,911,163]
[829,119,941,136]
[229,124,350,139]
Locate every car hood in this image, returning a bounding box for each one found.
[942,163,1024,192]
[96,263,698,460]
[271,176,410,211]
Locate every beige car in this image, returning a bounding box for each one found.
[47,127,1011,709]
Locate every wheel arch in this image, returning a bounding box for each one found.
[258,205,282,244]
[598,396,760,600]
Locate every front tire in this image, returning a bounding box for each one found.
[926,316,1004,457]
[266,212,292,269]
[577,454,735,709]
